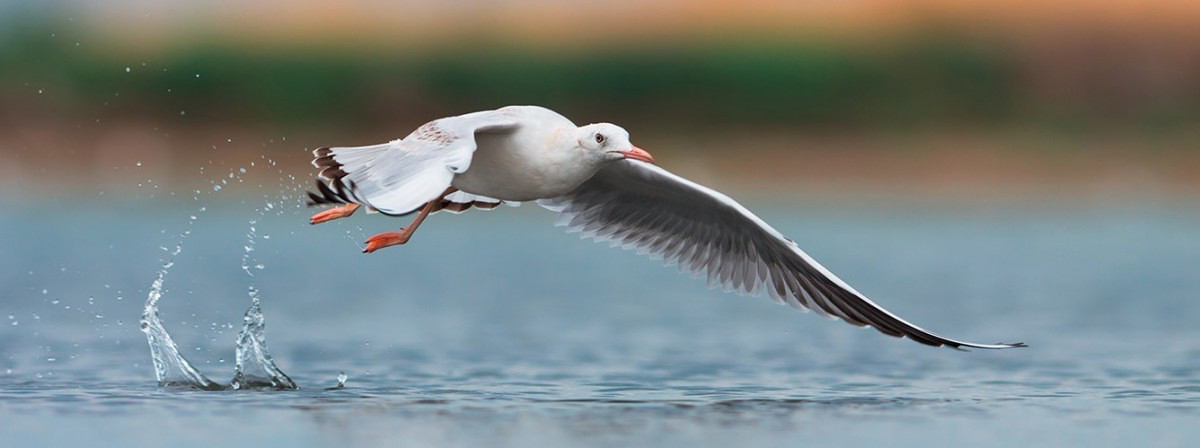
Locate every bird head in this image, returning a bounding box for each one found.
[577,123,654,164]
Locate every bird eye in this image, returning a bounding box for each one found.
[595,133,606,144]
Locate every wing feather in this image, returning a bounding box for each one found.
[309,109,520,215]
[539,161,1025,350]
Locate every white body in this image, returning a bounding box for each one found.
[451,106,596,201]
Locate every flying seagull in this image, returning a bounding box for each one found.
[306,105,1025,350]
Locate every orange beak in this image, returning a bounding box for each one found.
[619,146,655,164]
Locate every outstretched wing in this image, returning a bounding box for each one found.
[309,109,520,216]
[539,161,1025,350]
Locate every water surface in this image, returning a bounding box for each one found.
[1,198,1197,447]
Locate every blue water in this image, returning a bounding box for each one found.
[1,197,1198,447]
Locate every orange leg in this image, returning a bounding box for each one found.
[363,187,458,253]
[310,203,361,225]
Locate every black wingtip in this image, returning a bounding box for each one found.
[305,179,352,208]
[305,191,324,207]
[932,338,1028,351]
[957,341,1028,351]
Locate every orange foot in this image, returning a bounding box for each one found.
[363,232,409,253]
[310,204,360,225]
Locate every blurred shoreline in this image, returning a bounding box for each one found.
[3,121,1197,202]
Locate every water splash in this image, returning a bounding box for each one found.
[325,372,348,390]
[140,188,300,391]
[140,244,223,391]
[230,288,296,390]
[141,265,298,390]
[227,210,296,390]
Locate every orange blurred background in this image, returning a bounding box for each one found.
[2,0,1198,200]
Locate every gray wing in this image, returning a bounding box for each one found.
[539,161,1024,350]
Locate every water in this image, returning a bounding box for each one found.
[1,198,1199,447]
[138,244,223,391]
[229,289,297,390]
[139,242,295,391]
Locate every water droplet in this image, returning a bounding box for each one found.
[51,299,59,305]
[125,67,131,73]
[37,89,43,94]
[46,358,56,362]
[213,185,221,192]
[41,289,47,295]
[254,264,264,270]
[136,161,142,167]
[239,167,246,174]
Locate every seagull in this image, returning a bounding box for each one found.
[307,105,1025,350]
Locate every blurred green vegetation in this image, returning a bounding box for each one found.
[1,20,1197,135]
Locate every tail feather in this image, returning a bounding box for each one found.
[306,142,515,215]
[306,178,357,207]
[306,144,391,208]
[313,147,349,183]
